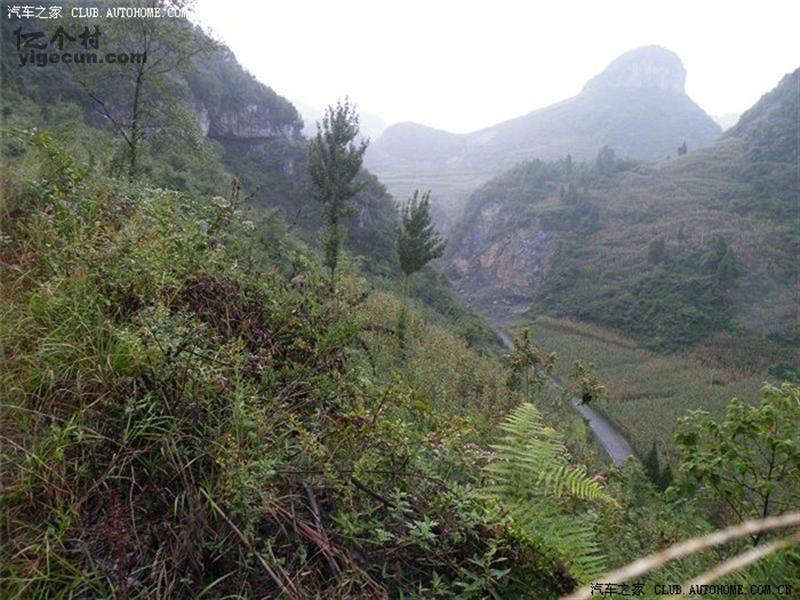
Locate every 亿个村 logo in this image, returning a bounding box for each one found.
[13,25,146,67]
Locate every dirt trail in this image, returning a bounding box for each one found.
[495,326,635,465]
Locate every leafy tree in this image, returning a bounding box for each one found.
[308,99,369,290]
[705,235,738,285]
[506,329,557,401]
[643,443,661,486]
[75,0,215,180]
[397,190,445,300]
[677,140,688,156]
[643,442,673,492]
[568,361,605,405]
[394,190,445,351]
[594,145,617,175]
[659,464,674,491]
[674,384,800,541]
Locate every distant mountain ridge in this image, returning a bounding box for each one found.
[366,46,722,216]
[581,45,687,93]
[446,68,799,370]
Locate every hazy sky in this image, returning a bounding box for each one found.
[192,0,799,133]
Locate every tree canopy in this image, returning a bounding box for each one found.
[308,99,369,288]
[397,190,445,281]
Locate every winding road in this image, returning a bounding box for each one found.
[495,326,635,465]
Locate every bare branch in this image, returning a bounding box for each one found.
[682,531,800,590]
[200,488,299,598]
[81,84,134,149]
[564,511,800,600]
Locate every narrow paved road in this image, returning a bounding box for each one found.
[495,327,635,465]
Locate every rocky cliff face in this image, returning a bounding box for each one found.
[209,102,303,141]
[186,47,304,144]
[449,201,555,315]
[181,44,307,215]
[582,45,686,94]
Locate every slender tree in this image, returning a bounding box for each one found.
[75,1,213,181]
[397,190,445,301]
[643,443,662,488]
[569,360,605,405]
[395,190,444,350]
[308,99,368,291]
[506,329,557,401]
[659,463,674,491]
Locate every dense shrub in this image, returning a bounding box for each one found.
[0,132,576,598]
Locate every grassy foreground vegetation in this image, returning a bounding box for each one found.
[0,129,618,597]
[1,10,798,596]
[0,120,796,598]
[3,124,797,598]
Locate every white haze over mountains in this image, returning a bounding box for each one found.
[192,0,799,134]
[711,113,742,131]
[293,99,387,140]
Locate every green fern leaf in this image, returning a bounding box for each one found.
[485,403,618,583]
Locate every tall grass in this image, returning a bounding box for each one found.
[1,130,575,597]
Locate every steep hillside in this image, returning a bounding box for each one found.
[4,8,800,597]
[13,114,796,599]
[0,10,304,192]
[0,126,593,597]
[366,46,721,217]
[448,69,799,373]
[1,4,500,340]
[0,10,401,275]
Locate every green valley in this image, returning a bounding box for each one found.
[1,2,799,598]
[449,69,798,371]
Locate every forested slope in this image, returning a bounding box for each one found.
[2,6,798,597]
[448,69,799,374]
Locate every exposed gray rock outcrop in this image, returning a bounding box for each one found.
[209,103,302,140]
[582,45,686,94]
[450,202,555,314]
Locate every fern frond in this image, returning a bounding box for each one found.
[485,402,618,583]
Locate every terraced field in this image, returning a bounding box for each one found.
[371,168,493,224]
[519,316,768,465]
